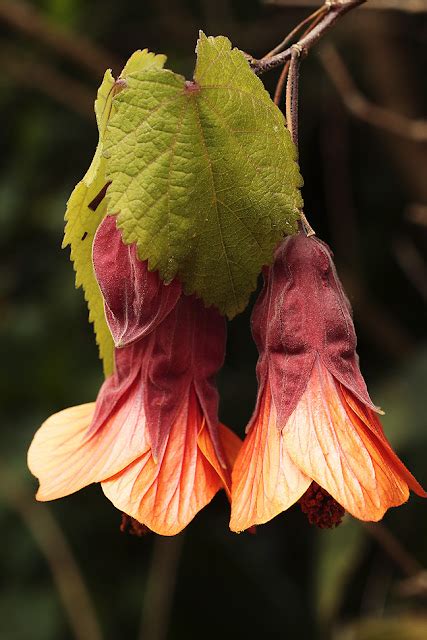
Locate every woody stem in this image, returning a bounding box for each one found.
[285,45,302,148]
[273,2,328,107]
[263,3,327,59]
[363,522,424,578]
[251,0,366,75]
[262,1,366,237]
[285,46,316,236]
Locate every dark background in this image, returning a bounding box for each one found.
[1,1,426,639]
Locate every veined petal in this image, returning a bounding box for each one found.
[101,388,227,536]
[230,384,311,532]
[88,338,149,436]
[144,294,227,464]
[284,358,413,521]
[198,423,242,499]
[340,386,427,498]
[28,379,150,501]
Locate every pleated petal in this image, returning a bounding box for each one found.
[198,423,242,500]
[28,379,150,501]
[340,386,427,498]
[101,389,227,536]
[283,358,412,521]
[230,384,311,532]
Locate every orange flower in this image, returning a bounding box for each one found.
[230,233,425,532]
[28,216,240,535]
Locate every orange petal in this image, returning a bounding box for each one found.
[198,423,242,499]
[340,385,427,498]
[230,384,311,532]
[101,390,224,536]
[28,383,150,501]
[284,358,411,521]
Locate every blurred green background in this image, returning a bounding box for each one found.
[1,1,426,638]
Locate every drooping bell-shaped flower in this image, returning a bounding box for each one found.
[28,216,240,535]
[230,232,425,532]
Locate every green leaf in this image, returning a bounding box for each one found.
[104,32,303,317]
[63,50,166,376]
[63,173,113,375]
[121,49,167,77]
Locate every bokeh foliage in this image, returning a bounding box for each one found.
[0,1,426,639]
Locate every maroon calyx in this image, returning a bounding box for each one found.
[299,482,345,529]
[120,513,151,537]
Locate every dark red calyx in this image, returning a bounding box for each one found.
[120,513,151,537]
[299,482,345,529]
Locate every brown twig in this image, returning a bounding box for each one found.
[138,535,185,640]
[1,47,94,119]
[339,269,414,357]
[274,61,290,106]
[0,0,120,77]
[268,3,350,236]
[285,46,303,147]
[2,481,103,640]
[263,3,327,59]
[251,0,366,75]
[259,2,364,238]
[273,5,326,107]
[318,43,427,142]
[284,45,316,237]
[357,14,427,204]
[394,237,427,302]
[406,204,427,227]
[363,522,423,578]
[263,0,427,12]
[397,571,427,598]
[320,94,415,357]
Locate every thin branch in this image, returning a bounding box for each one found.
[139,535,185,640]
[1,47,94,119]
[397,571,427,598]
[318,43,427,142]
[2,481,103,640]
[269,3,345,236]
[406,203,427,227]
[251,0,366,75]
[344,274,414,357]
[285,46,303,147]
[263,3,327,58]
[357,14,427,204]
[263,0,427,12]
[285,47,316,237]
[394,237,427,302]
[318,92,415,356]
[0,0,120,77]
[273,5,326,106]
[274,61,290,106]
[363,522,424,578]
